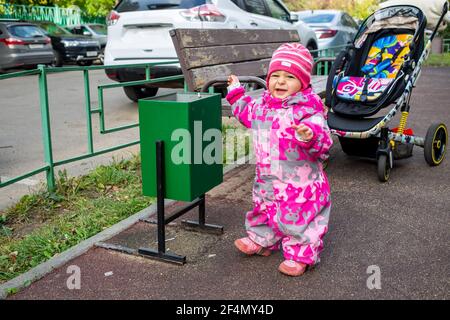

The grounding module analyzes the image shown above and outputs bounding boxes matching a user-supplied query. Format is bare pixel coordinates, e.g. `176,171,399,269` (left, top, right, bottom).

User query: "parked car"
295,10,358,51
66,23,107,48
104,0,318,102
31,20,102,67
0,20,54,72
66,23,107,63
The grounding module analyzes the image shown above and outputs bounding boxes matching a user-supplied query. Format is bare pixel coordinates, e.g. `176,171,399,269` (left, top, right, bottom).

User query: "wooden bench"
170,29,328,117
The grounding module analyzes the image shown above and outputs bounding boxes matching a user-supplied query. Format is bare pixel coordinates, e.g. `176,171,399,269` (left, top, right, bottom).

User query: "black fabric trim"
328,112,385,132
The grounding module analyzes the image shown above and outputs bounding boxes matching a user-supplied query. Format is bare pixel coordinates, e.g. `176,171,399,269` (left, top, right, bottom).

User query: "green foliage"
56,0,116,17
5,0,116,17
0,226,13,238
285,0,381,20
5,0,54,5
424,53,450,66
6,287,18,295
442,24,450,39
222,124,251,163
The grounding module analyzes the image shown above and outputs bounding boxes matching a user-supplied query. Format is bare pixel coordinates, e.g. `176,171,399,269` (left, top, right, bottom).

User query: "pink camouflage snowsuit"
226,85,333,265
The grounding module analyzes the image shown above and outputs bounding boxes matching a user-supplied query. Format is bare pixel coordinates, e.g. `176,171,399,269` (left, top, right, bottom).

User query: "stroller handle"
429,2,449,42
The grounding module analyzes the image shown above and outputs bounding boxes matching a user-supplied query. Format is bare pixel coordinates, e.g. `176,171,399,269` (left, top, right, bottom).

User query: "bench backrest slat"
171,29,299,49
182,43,282,69
188,59,271,92
170,29,300,92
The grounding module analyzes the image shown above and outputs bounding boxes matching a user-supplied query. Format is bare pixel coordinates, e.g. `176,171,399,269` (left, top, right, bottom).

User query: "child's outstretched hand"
227,74,240,86
227,74,241,93
292,123,314,142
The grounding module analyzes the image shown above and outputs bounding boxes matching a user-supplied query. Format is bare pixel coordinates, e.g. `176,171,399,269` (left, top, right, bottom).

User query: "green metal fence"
0,62,182,191
443,39,450,53
0,46,341,192
311,44,349,76
0,3,105,26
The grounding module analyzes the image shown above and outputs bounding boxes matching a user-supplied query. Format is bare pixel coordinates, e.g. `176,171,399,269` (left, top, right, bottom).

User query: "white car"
104,0,318,101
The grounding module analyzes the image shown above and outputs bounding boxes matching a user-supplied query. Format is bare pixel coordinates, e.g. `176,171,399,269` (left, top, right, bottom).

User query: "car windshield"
116,0,208,12
7,25,46,38
300,14,336,24
89,24,107,35
37,22,71,36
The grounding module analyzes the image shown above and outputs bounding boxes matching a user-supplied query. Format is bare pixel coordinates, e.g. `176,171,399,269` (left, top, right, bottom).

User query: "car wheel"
307,42,318,58
123,86,159,102
77,61,93,66
99,48,105,64
51,50,63,67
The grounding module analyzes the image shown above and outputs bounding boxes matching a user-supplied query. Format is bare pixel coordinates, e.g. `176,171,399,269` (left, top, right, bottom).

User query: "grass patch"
424,53,450,67
222,124,251,163
0,154,153,283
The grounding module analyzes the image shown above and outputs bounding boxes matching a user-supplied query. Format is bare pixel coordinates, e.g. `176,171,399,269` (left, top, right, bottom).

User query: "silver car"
0,21,54,72
295,10,359,51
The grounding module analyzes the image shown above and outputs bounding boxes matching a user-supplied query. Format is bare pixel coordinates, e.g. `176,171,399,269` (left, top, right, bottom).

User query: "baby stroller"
325,3,449,182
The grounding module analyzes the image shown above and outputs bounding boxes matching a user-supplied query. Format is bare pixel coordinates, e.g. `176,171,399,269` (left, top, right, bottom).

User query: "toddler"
226,43,333,276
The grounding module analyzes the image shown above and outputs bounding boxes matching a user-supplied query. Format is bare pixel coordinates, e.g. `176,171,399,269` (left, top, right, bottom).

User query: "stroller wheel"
377,149,393,182
424,123,447,166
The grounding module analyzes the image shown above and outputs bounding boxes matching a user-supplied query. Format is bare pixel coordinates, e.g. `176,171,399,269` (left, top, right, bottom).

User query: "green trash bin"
139,92,223,202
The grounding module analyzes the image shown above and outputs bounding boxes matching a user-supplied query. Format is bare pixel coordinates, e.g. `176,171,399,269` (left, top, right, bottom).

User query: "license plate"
29,44,44,49
86,51,97,57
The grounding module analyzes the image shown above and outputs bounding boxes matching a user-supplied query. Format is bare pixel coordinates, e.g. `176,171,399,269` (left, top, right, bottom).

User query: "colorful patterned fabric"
361,34,413,79
335,76,393,102
226,86,333,265
334,34,413,102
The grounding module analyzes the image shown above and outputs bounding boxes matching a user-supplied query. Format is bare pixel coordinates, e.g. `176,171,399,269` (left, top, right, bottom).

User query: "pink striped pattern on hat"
267,43,314,90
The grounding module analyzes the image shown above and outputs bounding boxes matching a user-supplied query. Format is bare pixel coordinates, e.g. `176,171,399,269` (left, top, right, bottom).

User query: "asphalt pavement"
6,67,450,300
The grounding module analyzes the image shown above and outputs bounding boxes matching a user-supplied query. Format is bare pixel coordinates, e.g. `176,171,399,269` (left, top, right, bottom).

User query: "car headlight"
61,40,80,47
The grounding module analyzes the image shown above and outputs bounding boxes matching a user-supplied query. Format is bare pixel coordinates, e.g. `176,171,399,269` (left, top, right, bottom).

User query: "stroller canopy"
354,6,426,49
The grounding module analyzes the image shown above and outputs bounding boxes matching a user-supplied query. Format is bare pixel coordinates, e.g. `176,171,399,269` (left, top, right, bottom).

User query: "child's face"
268,70,302,99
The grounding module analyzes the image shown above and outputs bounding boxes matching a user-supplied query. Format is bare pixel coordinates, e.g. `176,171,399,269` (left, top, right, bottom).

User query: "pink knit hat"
267,43,314,89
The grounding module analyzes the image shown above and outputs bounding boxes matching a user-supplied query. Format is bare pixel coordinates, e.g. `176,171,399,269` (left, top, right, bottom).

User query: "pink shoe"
234,237,271,256
278,260,308,277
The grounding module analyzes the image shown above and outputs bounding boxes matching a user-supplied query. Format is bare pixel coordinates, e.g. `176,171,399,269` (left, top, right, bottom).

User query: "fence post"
53,5,61,25
83,69,94,154
38,65,56,191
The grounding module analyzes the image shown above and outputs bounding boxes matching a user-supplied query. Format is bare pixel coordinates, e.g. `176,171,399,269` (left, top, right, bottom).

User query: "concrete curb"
0,157,252,299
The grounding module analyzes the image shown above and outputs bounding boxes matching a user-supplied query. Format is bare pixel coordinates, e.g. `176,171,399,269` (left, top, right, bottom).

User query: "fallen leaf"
9,251,18,263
